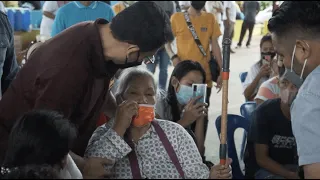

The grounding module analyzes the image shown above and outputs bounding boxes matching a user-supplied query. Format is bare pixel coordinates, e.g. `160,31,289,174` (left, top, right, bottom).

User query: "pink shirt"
255,76,280,101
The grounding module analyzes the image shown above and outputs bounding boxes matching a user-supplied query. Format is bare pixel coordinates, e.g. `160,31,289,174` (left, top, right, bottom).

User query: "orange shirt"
171,12,222,87
112,2,126,15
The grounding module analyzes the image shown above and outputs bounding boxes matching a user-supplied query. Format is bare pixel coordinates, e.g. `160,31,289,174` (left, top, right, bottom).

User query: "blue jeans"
255,165,298,179
146,48,170,90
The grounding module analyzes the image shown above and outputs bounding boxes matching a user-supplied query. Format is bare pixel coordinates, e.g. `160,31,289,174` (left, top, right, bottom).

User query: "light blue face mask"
176,84,193,105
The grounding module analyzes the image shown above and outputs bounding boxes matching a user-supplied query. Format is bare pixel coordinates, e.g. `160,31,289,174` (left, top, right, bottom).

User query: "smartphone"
192,84,207,104
262,54,271,66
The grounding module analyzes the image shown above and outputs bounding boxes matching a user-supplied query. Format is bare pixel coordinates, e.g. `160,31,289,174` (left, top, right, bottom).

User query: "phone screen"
262,55,271,66
192,84,207,104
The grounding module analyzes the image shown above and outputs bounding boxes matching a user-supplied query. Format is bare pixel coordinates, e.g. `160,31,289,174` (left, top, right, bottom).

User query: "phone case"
192,84,207,103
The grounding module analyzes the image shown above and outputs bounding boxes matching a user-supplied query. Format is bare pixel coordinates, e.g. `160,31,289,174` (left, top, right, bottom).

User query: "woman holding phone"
243,35,277,101
85,67,232,179
155,60,210,165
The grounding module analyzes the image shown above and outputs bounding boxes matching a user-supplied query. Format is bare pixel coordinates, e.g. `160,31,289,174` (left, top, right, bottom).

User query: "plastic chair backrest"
215,114,249,179
239,72,248,83
240,102,257,120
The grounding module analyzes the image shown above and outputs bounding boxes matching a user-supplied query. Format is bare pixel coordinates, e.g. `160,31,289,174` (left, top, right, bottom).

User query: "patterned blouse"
85,118,210,179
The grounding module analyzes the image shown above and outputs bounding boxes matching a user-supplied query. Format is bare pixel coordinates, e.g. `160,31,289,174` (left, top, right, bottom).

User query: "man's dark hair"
268,1,320,39
260,34,272,48
2,110,77,168
1,164,61,179
110,1,174,52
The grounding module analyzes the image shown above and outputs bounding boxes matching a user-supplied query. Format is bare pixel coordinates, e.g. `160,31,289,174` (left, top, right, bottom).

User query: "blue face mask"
176,84,193,105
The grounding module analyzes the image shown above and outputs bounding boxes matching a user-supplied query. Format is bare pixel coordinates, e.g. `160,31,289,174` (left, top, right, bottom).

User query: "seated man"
85,67,232,179
244,71,299,179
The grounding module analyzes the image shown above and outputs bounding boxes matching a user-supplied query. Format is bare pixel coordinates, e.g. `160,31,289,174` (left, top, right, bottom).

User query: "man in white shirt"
40,1,68,38
205,1,223,26
0,1,5,13
223,1,237,53
179,1,190,12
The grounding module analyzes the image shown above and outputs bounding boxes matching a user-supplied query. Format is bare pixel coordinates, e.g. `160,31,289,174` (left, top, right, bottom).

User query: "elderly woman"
85,67,232,179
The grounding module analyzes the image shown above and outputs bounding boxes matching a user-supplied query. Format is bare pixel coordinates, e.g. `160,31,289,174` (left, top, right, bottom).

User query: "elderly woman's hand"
112,100,139,137
209,158,232,179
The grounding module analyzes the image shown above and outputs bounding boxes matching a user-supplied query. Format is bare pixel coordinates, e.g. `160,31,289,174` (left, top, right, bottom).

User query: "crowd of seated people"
0,1,309,180
0,61,302,180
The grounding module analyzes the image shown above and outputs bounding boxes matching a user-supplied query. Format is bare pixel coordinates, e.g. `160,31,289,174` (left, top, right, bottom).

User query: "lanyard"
124,121,185,179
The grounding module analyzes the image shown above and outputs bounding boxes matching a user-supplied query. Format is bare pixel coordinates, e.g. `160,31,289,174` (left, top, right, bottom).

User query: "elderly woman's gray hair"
114,67,157,101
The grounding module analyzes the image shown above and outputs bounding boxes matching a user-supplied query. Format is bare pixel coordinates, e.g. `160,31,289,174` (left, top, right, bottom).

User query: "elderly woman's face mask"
120,75,156,127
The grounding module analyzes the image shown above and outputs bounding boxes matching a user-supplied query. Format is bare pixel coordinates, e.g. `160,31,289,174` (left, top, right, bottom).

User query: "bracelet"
171,54,178,61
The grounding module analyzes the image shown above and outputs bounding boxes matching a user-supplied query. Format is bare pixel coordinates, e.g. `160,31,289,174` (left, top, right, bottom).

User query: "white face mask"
285,44,309,88
291,44,308,79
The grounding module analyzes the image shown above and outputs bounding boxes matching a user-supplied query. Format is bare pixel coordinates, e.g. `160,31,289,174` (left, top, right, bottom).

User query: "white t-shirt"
60,154,83,179
205,1,223,25
40,1,59,37
223,1,237,23
0,1,5,13
242,62,269,95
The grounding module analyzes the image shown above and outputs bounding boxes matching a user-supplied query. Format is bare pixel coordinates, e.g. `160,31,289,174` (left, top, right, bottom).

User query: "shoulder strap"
183,12,207,57
124,122,186,179
151,121,186,179
124,135,143,179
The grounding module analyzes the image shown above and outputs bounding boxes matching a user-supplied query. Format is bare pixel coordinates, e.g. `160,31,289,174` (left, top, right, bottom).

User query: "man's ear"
127,45,140,58
295,40,311,63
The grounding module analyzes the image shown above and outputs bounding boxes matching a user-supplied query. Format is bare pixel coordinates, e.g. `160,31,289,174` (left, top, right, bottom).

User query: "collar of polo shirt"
73,1,98,9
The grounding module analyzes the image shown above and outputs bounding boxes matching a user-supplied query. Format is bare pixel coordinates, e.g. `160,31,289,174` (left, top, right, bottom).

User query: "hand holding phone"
192,84,207,104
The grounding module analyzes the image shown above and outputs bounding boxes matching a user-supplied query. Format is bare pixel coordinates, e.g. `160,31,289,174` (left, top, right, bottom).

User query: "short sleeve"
42,1,58,12
224,1,231,9
106,4,115,21
243,63,260,93
51,8,66,37
170,13,178,37
0,1,5,12
211,14,222,39
205,1,213,13
291,91,320,166
248,107,269,144
255,78,279,101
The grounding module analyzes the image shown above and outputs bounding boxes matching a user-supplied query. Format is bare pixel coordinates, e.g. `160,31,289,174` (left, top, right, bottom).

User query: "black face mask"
105,51,142,70
191,1,206,10
261,52,276,61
